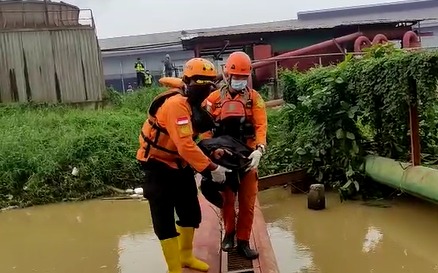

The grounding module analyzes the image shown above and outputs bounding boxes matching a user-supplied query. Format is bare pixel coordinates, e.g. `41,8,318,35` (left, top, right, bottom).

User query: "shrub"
262,44,438,199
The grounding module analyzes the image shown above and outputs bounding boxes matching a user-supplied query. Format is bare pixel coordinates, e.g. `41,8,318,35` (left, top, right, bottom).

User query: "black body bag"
197,135,253,208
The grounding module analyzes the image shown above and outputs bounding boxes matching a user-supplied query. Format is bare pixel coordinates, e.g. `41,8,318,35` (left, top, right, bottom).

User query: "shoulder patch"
176,116,189,125
178,124,192,137
176,116,193,137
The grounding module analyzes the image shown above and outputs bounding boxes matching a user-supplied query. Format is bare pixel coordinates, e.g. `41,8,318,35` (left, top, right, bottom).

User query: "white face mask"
230,79,248,91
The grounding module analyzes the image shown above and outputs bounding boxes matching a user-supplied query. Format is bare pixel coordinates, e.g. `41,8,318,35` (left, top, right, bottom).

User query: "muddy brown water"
1,188,438,273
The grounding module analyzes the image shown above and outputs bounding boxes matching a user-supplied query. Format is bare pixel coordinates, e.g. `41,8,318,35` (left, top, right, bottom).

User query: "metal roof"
180,17,432,40
99,31,182,51
297,0,438,20
99,18,429,51
98,0,438,50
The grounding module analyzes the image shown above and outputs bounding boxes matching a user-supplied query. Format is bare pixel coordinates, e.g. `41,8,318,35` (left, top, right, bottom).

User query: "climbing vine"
264,44,438,198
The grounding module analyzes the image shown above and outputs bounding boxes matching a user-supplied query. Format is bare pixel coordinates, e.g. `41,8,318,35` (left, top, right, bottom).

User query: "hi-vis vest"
210,86,255,140
135,62,145,72
144,74,152,84
138,89,182,163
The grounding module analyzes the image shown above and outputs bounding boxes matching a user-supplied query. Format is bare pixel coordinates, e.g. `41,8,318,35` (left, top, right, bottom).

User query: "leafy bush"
263,44,438,198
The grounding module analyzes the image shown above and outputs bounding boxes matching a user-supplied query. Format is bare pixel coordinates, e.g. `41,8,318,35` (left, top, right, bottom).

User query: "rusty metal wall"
0,1,81,29
0,28,104,103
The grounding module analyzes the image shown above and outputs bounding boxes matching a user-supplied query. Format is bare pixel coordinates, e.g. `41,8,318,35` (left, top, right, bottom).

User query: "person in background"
126,83,134,93
202,51,267,260
136,57,231,273
164,54,174,77
144,70,153,87
174,65,180,78
134,57,146,87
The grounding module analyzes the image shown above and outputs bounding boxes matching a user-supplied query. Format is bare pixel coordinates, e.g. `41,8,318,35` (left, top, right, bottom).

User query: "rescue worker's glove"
246,149,263,172
211,165,232,183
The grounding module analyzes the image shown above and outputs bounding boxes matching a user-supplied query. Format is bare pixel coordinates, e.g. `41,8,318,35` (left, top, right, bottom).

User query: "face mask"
186,85,213,107
230,79,248,91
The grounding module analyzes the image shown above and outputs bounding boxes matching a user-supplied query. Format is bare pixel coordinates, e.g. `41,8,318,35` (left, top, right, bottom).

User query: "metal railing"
251,47,429,65
106,46,438,92
252,46,438,80
0,8,94,29
250,46,438,100
107,66,185,93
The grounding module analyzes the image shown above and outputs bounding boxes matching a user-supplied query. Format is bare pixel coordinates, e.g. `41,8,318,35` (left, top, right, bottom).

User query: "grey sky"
65,0,398,38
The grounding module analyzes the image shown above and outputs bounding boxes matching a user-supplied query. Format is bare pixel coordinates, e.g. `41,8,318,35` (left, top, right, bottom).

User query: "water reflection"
1,189,438,273
362,226,383,253
259,188,438,273
267,222,315,272
117,232,165,273
0,200,158,273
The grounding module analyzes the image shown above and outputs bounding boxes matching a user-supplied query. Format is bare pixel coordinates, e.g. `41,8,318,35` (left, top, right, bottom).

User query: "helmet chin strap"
222,71,229,83
182,83,188,96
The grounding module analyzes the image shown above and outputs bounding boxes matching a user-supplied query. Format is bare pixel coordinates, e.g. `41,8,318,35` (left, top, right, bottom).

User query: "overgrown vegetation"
0,87,162,208
259,43,438,199
3,44,438,208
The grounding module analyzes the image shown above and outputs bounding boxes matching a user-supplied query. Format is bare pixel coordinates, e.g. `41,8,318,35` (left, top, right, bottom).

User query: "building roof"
98,0,438,50
180,17,429,40
99,31,182,51
297,0,438,20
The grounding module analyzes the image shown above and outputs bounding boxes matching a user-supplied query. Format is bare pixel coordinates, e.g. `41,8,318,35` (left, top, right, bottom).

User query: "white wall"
418,26,438,49
102,49,195,80
203,54,230,75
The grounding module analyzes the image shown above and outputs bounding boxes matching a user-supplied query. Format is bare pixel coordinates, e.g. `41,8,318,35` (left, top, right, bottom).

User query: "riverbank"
0,88,160,209
0,87,286,209
4,45,438,209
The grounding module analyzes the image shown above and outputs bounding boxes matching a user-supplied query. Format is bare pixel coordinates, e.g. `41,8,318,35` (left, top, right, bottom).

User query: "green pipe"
364,156,438,204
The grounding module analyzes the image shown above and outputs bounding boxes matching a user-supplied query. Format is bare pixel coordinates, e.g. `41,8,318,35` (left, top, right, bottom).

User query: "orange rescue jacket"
202,86,267,149
136,89,212,172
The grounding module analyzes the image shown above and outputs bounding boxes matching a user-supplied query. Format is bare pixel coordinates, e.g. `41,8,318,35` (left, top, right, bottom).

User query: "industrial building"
99,0,438,91
0,0,105,105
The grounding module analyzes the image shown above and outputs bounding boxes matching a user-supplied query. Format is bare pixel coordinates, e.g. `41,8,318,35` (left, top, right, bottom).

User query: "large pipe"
403,31,421,48
364,156,438,204
354,36,372,52
265,99,284,108
372,34,389,45
252,32,363,69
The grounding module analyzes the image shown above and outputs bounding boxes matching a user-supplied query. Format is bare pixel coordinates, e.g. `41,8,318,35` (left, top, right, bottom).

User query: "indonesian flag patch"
176,116,189,125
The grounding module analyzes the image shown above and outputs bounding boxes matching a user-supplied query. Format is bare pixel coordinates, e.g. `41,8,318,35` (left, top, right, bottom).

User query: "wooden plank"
258,170,310,191
188,178,283,273
184,194,222,273
220,245,228,273
251,197,280,273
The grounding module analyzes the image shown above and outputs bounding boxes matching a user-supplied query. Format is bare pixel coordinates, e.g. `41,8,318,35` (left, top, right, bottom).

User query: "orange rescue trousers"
222,169,258,241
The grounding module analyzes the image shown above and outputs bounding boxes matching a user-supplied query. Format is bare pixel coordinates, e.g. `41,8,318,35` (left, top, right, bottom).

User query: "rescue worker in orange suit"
136,57,231,273
202,51,267,260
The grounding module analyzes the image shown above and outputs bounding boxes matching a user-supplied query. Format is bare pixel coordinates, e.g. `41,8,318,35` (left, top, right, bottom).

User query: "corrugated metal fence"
0,28,105,103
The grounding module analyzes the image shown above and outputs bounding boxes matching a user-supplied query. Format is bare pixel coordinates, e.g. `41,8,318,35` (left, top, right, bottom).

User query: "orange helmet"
225,51,252,76
183,58,217,79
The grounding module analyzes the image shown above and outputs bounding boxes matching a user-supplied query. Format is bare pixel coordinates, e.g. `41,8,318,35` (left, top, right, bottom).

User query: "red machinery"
251,30,422,84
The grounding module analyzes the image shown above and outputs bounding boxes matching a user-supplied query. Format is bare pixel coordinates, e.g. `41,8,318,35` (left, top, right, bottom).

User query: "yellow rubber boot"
176,226,209,272
160,237,183,273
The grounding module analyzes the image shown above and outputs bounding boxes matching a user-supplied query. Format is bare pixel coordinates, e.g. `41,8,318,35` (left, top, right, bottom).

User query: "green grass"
0,87,284,209
0,88,162,208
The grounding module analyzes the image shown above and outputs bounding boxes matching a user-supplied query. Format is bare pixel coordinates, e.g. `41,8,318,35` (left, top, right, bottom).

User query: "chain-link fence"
105,66,184,92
